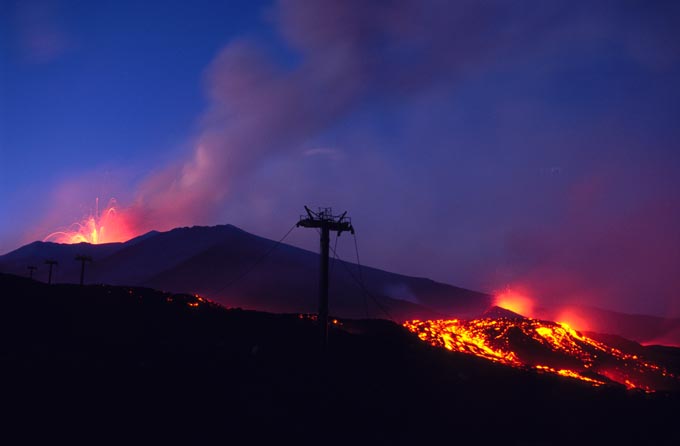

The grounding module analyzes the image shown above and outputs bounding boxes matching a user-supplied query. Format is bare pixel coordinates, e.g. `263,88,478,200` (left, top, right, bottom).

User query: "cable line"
327,240,394,322
214,223,297,293
352,232,369,319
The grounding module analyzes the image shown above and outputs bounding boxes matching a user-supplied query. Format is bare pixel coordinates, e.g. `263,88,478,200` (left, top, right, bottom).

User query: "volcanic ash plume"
117,0,546,233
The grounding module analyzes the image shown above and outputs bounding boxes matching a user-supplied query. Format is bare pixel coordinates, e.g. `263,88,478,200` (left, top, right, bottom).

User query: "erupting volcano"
43,198,135,245
404,306,678,392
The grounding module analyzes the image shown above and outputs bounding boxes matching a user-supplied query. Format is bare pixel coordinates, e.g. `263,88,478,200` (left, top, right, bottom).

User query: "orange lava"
44,198,135,245
404,316,677,392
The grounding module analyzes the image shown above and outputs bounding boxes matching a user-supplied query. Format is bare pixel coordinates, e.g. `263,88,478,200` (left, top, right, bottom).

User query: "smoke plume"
35,0,680,320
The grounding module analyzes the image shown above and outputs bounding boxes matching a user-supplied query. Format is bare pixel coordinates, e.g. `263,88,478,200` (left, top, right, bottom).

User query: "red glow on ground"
43,198,136,245
494,289,535,317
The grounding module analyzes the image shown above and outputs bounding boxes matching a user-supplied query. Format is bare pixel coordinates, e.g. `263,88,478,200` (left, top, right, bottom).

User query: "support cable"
352,232,370,319
327,241,394,322
330,232,339,276
214,223,297,293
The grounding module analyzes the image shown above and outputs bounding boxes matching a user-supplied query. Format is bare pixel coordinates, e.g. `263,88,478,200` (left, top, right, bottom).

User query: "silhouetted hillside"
0,225,490,320
0,273,678,444
481,305,526,320
2,224,679,346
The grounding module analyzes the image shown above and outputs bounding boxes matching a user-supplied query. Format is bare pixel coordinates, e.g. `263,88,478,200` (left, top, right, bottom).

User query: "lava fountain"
43,198,135,244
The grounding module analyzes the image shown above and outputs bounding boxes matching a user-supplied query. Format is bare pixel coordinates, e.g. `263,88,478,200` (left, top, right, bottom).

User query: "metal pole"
45,260,58,284
79,259,86,286
319,224,330,350
75,255,91,286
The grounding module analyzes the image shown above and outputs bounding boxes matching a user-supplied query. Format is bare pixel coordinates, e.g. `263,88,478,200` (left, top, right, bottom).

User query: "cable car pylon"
297,206,354,351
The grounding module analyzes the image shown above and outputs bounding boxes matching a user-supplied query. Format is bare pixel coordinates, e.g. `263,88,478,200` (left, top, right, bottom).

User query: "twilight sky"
1,0,679,317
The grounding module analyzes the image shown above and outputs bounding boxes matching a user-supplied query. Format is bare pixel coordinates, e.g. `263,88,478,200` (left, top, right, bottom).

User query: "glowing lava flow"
44,198,135,244
403,316,678,392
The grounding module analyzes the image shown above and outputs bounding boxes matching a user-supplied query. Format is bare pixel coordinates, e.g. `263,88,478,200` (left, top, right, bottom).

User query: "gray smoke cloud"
132,0,564,230
124,0,680,319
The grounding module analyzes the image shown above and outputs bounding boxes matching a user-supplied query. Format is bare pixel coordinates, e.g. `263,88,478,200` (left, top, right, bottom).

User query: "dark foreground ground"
1,273,678,445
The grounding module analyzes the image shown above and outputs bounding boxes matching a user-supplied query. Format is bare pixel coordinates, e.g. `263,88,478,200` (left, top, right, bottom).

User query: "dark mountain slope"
0,240,125,283
2,224,677,346
141,226,486,319
0,273,677,445
0,224,490,320
89,224,252,285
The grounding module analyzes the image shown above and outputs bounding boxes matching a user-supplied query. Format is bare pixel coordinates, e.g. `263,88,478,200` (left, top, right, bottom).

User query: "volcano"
1,224,679,346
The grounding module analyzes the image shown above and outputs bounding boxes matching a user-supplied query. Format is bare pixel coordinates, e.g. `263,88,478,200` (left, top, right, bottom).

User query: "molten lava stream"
403,317,676,392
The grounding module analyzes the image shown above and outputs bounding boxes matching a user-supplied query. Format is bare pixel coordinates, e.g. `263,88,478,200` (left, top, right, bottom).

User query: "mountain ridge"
0,224,490,321
2,224,678,346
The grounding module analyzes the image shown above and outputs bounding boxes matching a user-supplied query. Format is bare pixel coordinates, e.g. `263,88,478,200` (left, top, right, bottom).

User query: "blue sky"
1,0,265,214
1,0,679,317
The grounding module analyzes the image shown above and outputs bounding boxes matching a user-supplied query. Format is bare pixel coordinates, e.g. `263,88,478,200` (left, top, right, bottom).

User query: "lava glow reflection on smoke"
555,309,592,333
494,289,535,317
43,198,135,245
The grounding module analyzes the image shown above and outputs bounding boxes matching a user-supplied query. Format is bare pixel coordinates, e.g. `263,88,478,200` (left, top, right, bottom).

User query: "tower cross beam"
296,219,353,233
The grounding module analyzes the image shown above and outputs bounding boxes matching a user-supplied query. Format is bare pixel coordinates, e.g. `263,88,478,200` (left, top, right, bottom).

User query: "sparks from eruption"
43,198,135,245
403,316,677,392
